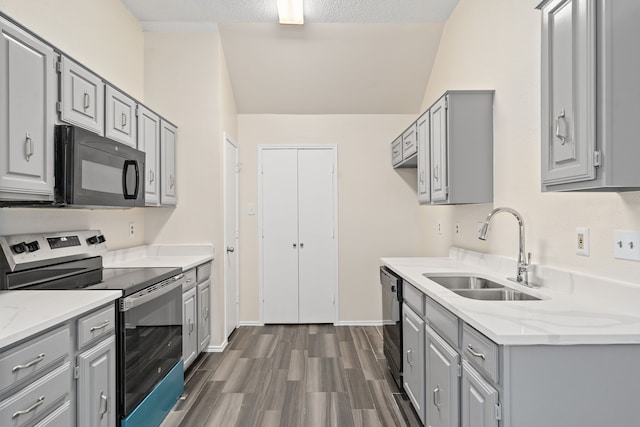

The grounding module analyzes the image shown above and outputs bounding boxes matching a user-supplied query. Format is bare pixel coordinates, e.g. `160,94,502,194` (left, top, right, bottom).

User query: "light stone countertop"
0,290,121,349
103,244,214,271
382,248,640,346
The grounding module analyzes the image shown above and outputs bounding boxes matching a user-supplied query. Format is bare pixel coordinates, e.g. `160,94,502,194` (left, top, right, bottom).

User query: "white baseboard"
238,321,265,327
334,320,383,327
206,340,228,353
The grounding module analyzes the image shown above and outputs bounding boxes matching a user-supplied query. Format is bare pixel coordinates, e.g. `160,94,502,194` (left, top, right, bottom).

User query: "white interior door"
298,149,336,323
262,149,299,323
224,134,239,338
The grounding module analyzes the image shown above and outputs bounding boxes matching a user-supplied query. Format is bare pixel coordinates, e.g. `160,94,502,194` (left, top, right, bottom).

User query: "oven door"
118,275,183,418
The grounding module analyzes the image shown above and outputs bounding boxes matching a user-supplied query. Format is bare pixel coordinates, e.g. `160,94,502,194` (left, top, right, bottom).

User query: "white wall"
0,0,146,248
143,32,237,347
238,114,420,323
419,0,640,283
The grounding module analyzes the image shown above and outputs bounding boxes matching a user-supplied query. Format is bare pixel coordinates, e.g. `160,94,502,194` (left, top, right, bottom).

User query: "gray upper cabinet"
138,105,160,206
0,17,56,202
539,0,640,191
402,123,417,160
391,136,403,167
160,119,177,206
59,56,104,135
392,124,418,169
430,91,494,204
105,85,137,148
417,111,431,204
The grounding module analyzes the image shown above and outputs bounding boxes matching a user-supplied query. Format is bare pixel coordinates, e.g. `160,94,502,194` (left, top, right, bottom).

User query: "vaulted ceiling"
121,0,460,114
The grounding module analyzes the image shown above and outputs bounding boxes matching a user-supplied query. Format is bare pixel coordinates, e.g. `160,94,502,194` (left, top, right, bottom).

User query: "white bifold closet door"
262,147,336,324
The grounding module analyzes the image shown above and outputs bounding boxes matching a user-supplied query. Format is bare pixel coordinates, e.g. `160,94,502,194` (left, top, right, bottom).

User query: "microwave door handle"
122,160,139,200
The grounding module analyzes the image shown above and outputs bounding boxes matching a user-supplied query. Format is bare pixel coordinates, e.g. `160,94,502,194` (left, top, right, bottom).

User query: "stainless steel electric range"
0,230,185,427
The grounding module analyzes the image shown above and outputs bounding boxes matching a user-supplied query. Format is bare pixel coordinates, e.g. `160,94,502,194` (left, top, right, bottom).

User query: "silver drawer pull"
467,344,486,360
12,396,45,418
99,391,108,418
433,385,441,409
90,320,110,332
12,353,45,372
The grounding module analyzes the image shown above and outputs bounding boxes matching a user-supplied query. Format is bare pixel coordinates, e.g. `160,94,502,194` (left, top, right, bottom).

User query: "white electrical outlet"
455,223,461,235
576,227,589,256
129,222,135,238
437,223,443,235
613,230,640,261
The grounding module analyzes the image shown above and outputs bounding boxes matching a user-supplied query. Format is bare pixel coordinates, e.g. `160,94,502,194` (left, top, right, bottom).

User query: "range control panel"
0,230,108,272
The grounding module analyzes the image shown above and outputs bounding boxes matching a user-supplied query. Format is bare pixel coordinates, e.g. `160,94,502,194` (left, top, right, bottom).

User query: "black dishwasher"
380,266,403,387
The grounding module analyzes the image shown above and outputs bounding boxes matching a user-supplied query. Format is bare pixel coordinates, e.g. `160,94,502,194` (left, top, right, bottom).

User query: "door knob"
226,246,235,253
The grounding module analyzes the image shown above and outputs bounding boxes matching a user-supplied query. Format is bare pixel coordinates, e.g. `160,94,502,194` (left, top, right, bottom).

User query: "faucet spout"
478,207,537,287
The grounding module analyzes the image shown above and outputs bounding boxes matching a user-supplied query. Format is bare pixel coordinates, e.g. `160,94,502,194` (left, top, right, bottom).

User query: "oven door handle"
120,274,185,312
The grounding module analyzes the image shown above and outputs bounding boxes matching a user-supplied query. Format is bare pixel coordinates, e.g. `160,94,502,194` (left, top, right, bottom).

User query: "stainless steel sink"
452,289,541,301
423,275,505,290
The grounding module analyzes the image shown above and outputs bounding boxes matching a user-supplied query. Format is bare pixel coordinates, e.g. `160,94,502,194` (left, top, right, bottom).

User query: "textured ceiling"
121,0,459,114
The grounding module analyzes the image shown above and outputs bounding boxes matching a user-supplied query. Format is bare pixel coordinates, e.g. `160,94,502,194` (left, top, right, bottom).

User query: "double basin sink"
423,275,541,301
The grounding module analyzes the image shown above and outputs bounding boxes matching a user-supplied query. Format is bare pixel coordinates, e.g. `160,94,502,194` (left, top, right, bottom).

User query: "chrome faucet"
478,207,539,288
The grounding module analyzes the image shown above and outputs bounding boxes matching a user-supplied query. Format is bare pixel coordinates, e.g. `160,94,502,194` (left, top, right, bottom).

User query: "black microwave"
55,125,145,208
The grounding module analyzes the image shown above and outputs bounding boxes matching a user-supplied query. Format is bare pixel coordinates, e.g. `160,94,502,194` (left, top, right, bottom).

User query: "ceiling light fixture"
277,0,304,25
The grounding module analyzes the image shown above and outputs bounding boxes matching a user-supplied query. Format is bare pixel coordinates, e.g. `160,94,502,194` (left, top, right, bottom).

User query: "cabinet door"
262,149,299,323
461,360,499,427
182,288,197,369
77,336,116,427
138,105,160,206
425,325,459,427
60,56,104,135
417,111,431,204
0,19,55,200
430,96,448,202
540,0,596,186
391,136,403,166
402,123,417,159
297,149,336,323
105,85,137,148
197,280,211,352
402,303,425,423
160,119,178,205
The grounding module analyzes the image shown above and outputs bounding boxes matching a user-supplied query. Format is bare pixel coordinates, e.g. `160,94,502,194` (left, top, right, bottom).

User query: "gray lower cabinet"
0,16,56,202
430,91,494,204
402,303,425,423
197,279,211,353
76,336,116,427
425,325,459,427
182,286,198,369
461,360,498,427
539,0,640,191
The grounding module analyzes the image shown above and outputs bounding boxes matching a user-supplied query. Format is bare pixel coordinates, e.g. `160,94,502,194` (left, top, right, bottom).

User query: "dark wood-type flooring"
160,325,422,427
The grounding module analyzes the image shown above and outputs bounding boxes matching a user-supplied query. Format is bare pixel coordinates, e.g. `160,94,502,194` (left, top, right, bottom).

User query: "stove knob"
11,242,27,254
87,235,99,245
97,235,106,243
26,241,40,252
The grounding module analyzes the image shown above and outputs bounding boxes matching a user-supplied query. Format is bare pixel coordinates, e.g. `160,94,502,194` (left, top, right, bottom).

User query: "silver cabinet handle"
90,320,110,332
99,391,108,419
419,170,424,184
12,396,45,418
122,112,127,128
434,165,439,181
149,170,155,183
300,242,304,248
293,243,297,248
433,385,441,409
466,344,486,360
406,348,413,365
83,92,90,110
169,175,175,189
12,353,45,372
555,109,566,145
226,246,235,253
204,306,209,320
25,132,33,162
188,320,194,334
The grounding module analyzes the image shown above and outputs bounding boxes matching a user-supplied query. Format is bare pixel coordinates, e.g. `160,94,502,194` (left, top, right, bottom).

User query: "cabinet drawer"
391,136,403,166
462,324,499,383
34,400,71,427
77,304,115,350
403,283,424,317
0,363,70,427
425,296,459,347
402,123,417,159
0,326,69,393
196,262,211,283
183,269,197,291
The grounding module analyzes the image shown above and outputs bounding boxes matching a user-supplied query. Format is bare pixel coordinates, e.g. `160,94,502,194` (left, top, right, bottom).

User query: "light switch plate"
576,227,589,256
613,230,640,261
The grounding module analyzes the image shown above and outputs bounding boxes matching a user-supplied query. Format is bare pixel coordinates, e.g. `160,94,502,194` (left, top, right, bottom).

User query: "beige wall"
419,0,640,283
238,114,420,323
143,32,237,346
0,0,146,248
